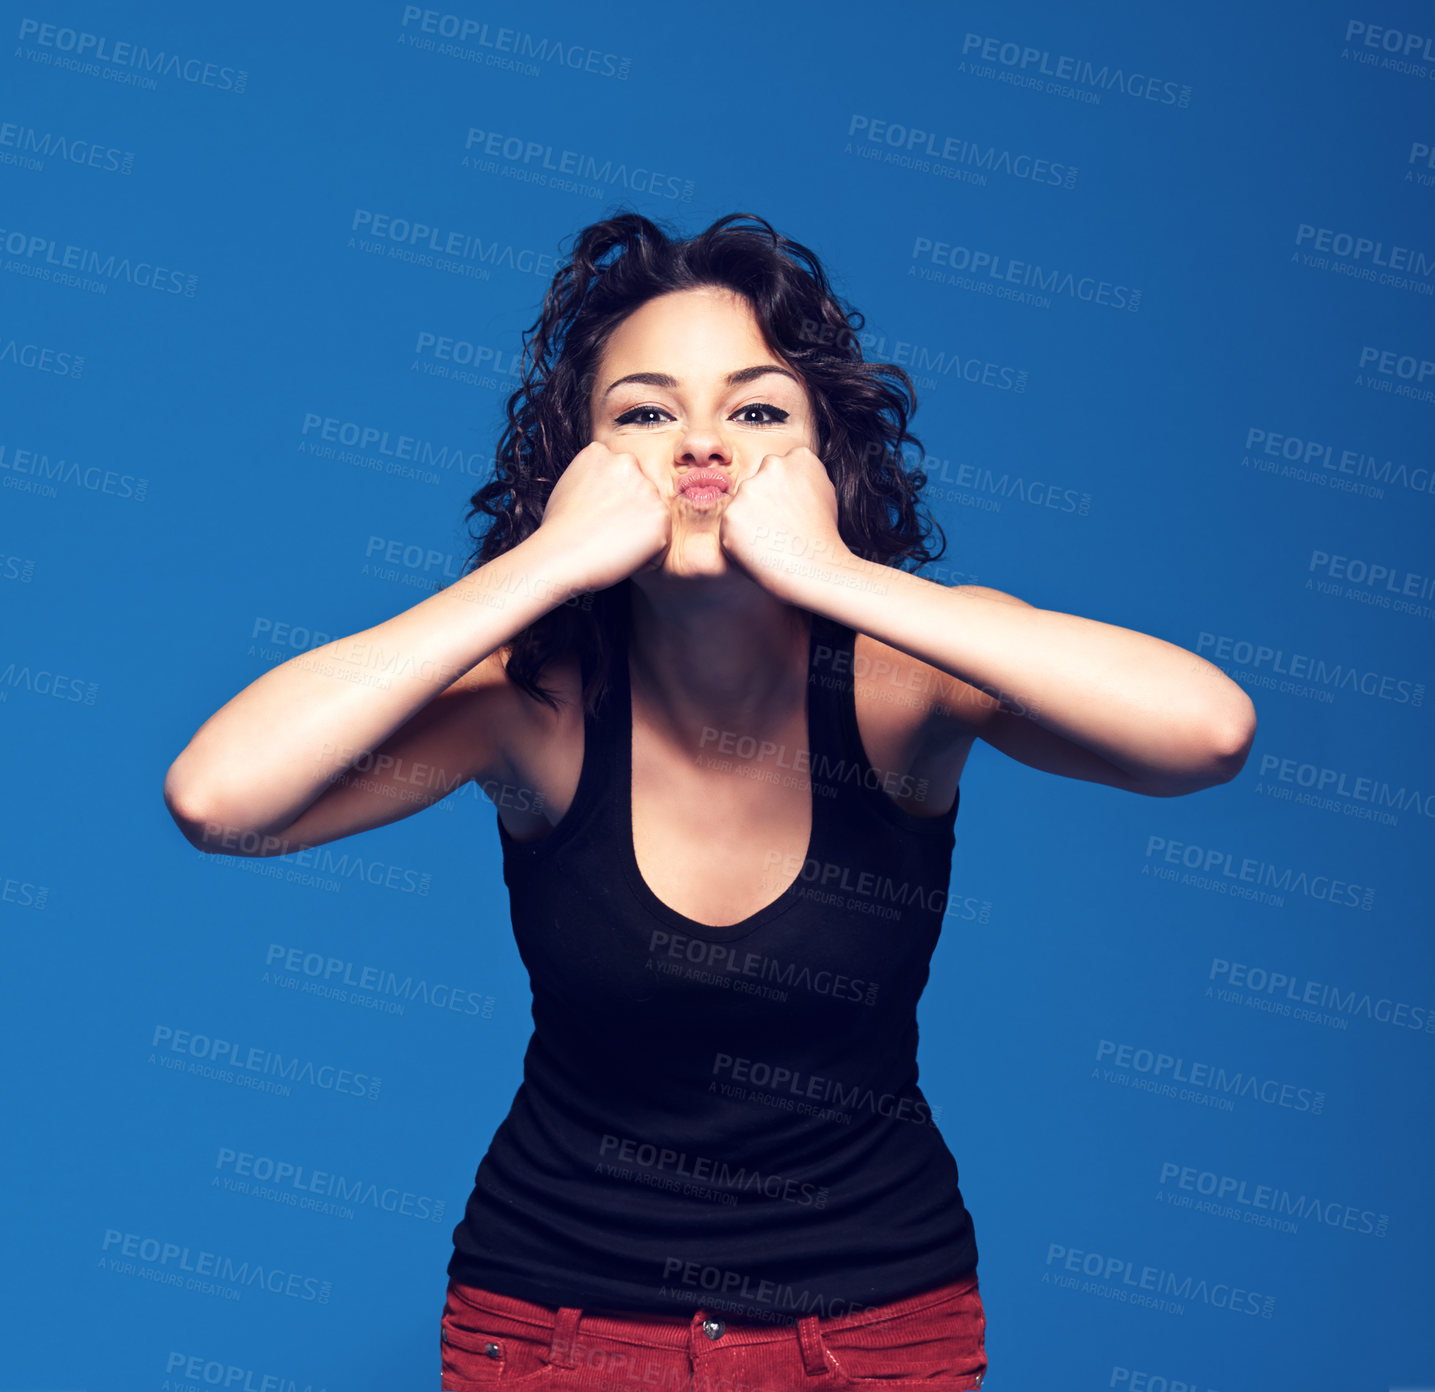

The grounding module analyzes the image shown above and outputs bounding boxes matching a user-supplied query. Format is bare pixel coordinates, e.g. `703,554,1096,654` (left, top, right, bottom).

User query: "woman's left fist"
719,446,849,596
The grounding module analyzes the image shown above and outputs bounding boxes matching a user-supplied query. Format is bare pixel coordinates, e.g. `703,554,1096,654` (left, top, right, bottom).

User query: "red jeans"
440,1269,986,1391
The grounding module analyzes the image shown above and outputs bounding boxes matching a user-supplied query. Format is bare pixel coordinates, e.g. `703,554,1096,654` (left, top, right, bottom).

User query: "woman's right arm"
162,527,585,856
163,442,670,856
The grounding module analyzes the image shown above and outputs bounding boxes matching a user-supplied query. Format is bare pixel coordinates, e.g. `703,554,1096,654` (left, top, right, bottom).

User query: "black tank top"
447,603,977,1321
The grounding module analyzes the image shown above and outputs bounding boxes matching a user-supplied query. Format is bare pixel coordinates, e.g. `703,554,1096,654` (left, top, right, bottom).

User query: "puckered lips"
676,468,730,504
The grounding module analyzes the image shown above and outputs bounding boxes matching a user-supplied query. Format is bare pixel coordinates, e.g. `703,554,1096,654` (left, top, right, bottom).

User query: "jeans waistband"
447,1266,981,1356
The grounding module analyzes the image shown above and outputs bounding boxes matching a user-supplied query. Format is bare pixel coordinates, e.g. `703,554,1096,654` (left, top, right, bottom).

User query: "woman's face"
587,285,818,584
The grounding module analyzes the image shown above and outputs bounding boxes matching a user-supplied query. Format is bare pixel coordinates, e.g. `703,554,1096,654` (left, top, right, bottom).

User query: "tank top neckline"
494,606,961,909
611,607,831,945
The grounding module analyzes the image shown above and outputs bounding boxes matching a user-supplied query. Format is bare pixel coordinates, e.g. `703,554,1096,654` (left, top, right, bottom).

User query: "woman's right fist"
535,441,672,593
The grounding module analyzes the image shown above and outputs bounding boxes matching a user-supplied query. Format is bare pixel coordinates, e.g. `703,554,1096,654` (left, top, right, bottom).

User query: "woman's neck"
624,577,812,746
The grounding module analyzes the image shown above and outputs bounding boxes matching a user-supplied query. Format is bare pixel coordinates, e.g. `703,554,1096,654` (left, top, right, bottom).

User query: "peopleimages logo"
1208,957,1434,1035
1196,630,1424,706
0,441,147,501
599,1134,829,1210
348,209,555,279
215,1146,448,1222
164,1351,329,1392
659,1259,880,1323
851,329,1029,393
0,330,85,380
1306,548,1435,621
0,118,133,173
0,868,47,909
1157,1160,1391,1238
1295,223,1435,276
298,410,488,479
910,236,1141,311
846,115,1077,189
913,451,1090,516
1143,834,1376,910
15,18,248,92
262,943,490,1016
647,928,880,1007
959,32,1192,107
1293,223,1435,296
398,6,631,80
1095,1039,1325,1115
1410,140,1435,187
463,128,694,202
1342,19,1435,78
100,1229,330,1302
759,851,947,916
0,660,98,705
710,1052,941,1128
0,221,196,294
696,725,932,811
1242,425,1435,500
149,1025,382,1100
413,331,521,371
1359,344,1435,385
1355,344,1435,407
1255,751,1435,823
1043,1244,1274,1318
1110,1366,1221,1392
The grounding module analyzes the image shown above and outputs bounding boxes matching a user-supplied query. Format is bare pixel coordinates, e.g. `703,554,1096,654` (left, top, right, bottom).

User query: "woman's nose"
675,422,731,466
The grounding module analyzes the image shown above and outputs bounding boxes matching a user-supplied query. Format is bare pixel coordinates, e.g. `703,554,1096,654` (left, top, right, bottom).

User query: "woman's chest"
496,633,967,933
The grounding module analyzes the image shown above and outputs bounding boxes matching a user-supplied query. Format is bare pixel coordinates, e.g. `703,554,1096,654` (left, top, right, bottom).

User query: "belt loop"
796,1315,828,1377
548,1306,583,1368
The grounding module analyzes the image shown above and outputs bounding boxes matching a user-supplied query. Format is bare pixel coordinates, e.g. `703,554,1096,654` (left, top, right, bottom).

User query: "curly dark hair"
461,209,947,716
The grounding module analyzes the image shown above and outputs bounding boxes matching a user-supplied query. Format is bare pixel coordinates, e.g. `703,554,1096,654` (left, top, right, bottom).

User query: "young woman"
164,212,1256,1391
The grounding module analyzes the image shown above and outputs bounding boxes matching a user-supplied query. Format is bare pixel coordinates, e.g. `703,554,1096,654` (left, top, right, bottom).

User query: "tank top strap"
807,610,962,831
577,610,627,804
805,612,868,811
806,611,853,773
576,600,673,859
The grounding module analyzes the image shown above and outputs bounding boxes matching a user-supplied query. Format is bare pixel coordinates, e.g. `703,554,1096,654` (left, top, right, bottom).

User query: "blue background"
4,2,1432,1388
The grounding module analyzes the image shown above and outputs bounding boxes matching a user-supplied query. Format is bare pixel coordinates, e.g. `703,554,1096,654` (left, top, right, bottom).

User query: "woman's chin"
652,530,731,581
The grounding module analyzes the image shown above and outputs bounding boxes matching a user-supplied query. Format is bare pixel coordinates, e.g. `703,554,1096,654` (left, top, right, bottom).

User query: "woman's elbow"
1207,691,1258,783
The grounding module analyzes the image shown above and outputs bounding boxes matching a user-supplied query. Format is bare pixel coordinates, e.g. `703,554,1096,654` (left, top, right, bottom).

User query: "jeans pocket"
440,1291,559,1389
819,1283,987,1389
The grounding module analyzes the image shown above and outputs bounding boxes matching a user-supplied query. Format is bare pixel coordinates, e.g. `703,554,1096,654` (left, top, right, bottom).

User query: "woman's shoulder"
452,645,586,836
438,644,582,781
851,584,1027,739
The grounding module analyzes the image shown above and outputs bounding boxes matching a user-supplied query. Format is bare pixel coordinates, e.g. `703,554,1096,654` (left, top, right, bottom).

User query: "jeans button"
485,1343,500,1359
702,1317,725,1340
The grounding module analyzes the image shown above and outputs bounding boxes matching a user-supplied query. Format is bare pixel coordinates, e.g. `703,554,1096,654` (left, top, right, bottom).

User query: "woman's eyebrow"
600,365,800,399
727,364,799,388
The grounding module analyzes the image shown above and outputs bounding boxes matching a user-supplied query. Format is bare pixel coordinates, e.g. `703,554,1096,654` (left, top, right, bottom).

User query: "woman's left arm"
791,559,1255,796
721,447,1256,797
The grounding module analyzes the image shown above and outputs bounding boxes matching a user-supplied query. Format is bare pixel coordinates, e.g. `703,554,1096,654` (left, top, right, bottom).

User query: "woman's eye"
611,402,790,427
732,402,790,426
613,405,673,427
